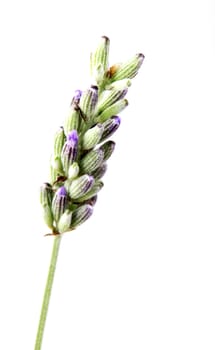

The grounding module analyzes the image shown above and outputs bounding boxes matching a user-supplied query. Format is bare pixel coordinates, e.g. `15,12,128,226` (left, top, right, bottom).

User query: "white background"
0,0,215,349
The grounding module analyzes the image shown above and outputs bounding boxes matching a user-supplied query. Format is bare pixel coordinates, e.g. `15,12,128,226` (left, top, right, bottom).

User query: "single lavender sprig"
35,36,144,350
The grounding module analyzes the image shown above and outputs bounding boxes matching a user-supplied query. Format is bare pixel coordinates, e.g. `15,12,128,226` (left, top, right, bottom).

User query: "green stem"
34,235,62,350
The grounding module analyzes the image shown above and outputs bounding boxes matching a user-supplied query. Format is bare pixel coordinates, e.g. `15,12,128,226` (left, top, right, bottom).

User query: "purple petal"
57,186,67,197
67,130,79,143
111,115,121,125
72,89,82,104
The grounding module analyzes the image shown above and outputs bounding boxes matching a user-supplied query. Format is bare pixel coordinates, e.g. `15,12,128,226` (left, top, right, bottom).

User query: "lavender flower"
40,182,53,208
75,180,104,203
40,183,54,229
51,186,68,223
82,123,104,150
61,130,79,174
53,127,66,158
91,162,107,180
68,175,95,199
79,85,98,121
90,36,110,86
100,116,121,142
80,148,104,174
109,53,145,80
71,89,82,105
97,88,128,113
100,140,116,161
70,204,93,229
40,36,144,235
57,209,73,234
96,98,128,123
68,162,79,180
64,104,81,135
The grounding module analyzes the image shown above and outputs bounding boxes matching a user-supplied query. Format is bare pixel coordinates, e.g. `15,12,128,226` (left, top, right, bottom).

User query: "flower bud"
71,204,93,228
52,186,68,222
97,88,128,114
97,99,128,123
53,127,66,159
82,124,104,150
91,162,107,180
79,85,98,121
40,182,53,207
42,205,54,229
61,130,79,174
90,36,110,80
71,89,82,105
64,105,80,135
109,53,144,81
69,175,94,199
50,166,59,185
75,180,103,202
68,162,79,180
100,141,115,161
100,116,121,142
57,209,73,233
50,155,63,174
80,148,104,173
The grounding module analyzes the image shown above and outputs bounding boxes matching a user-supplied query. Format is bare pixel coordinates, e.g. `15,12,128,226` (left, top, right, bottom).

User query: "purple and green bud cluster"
40,36,144,234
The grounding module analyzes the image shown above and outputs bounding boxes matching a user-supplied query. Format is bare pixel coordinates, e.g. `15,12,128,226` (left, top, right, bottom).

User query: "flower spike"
40,36,144,234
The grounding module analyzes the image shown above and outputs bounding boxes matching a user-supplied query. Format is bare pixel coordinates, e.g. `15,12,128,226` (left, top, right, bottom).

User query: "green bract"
40,36,144,234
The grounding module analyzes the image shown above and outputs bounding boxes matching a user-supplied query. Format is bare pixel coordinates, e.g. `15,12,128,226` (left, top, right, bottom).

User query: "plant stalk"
34,235,62,350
